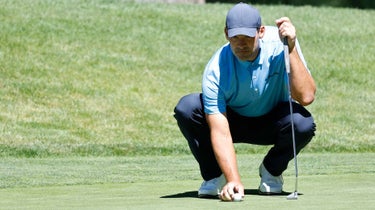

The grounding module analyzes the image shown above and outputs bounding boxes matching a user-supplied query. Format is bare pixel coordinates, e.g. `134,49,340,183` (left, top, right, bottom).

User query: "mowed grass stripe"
0,153,373,189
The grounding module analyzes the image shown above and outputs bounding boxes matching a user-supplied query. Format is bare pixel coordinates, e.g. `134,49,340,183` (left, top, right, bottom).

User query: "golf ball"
233,193,243,202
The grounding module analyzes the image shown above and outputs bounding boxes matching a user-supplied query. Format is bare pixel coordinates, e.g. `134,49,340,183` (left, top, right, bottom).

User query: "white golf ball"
233,193,243,202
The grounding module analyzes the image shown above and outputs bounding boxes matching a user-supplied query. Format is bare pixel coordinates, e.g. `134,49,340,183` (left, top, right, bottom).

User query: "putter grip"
283,38,291,74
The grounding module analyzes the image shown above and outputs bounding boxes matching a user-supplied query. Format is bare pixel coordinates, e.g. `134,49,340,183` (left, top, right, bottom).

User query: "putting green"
0,173,373,209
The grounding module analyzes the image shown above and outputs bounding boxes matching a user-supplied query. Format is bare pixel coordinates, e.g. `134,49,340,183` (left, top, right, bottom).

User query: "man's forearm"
206,113,241,182
289,48,316,106
211,131,241,182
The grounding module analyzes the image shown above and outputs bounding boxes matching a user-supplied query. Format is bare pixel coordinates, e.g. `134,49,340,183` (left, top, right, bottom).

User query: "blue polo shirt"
202,26,308,117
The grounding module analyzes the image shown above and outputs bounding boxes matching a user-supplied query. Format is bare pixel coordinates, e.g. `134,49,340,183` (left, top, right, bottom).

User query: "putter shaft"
283,38,298,199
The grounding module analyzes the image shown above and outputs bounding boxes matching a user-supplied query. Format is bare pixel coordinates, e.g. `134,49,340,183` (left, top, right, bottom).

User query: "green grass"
0,153,374,209
1,174,373,210
1,153,373,188
1,175,373,209
0,0,374,156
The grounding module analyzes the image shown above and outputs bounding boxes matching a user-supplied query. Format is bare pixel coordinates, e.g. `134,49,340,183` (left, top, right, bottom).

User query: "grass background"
0,1,374,209
0,0,374,157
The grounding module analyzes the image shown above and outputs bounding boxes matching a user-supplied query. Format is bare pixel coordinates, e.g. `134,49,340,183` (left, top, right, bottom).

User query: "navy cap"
226,3,262,38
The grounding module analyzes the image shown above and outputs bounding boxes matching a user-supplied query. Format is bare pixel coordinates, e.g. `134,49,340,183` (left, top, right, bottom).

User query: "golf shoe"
198,174,226,197
259,163,283,194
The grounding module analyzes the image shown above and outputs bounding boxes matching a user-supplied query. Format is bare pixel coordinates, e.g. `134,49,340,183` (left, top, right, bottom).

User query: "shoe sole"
258,188,283,195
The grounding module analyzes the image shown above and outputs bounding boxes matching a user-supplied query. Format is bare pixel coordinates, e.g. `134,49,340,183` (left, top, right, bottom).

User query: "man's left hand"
276,17,296,52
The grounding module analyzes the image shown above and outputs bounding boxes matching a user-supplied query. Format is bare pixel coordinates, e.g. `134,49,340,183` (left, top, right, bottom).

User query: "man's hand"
276,17,296,52
219,181,244,201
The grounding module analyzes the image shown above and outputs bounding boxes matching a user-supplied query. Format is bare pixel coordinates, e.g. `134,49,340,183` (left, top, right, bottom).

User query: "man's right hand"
219,181,245,201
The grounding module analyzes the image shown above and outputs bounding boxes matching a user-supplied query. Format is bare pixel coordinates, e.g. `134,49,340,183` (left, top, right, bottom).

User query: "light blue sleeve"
202,47,227,115
294,38,310,73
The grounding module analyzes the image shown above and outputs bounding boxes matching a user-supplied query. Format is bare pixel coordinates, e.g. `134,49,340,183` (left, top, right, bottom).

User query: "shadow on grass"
160,191,197,199
160,189,302,199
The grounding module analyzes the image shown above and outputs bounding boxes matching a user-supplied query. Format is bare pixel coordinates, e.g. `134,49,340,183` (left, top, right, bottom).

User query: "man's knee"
292,113,316,150
174,93,203,121
294,114,316,136
287,102,316,137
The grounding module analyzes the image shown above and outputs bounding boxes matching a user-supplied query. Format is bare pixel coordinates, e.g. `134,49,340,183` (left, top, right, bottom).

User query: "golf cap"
226,3,261,38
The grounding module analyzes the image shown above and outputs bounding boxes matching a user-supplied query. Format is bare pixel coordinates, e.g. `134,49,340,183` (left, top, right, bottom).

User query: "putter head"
286,191,298,200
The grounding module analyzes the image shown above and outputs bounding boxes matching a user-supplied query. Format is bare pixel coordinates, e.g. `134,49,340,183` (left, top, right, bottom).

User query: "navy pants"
174,93,316,181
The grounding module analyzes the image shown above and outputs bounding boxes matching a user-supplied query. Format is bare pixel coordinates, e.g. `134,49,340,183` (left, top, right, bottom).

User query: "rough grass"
0,1,374,156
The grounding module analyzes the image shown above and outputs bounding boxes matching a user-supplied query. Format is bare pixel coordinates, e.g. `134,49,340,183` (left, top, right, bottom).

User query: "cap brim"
228,27,257,38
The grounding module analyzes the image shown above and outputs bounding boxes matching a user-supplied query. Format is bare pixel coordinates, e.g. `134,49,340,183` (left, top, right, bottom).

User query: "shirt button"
253,76,257,79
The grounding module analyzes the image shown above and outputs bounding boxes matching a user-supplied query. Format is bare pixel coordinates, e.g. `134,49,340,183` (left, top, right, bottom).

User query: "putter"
283,37,298,200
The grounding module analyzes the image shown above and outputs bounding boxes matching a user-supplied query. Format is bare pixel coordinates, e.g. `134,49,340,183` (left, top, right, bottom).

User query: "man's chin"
236,55,251,61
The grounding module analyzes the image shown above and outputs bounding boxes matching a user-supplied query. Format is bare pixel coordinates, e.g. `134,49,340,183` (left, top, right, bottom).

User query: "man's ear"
258,26,265,38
